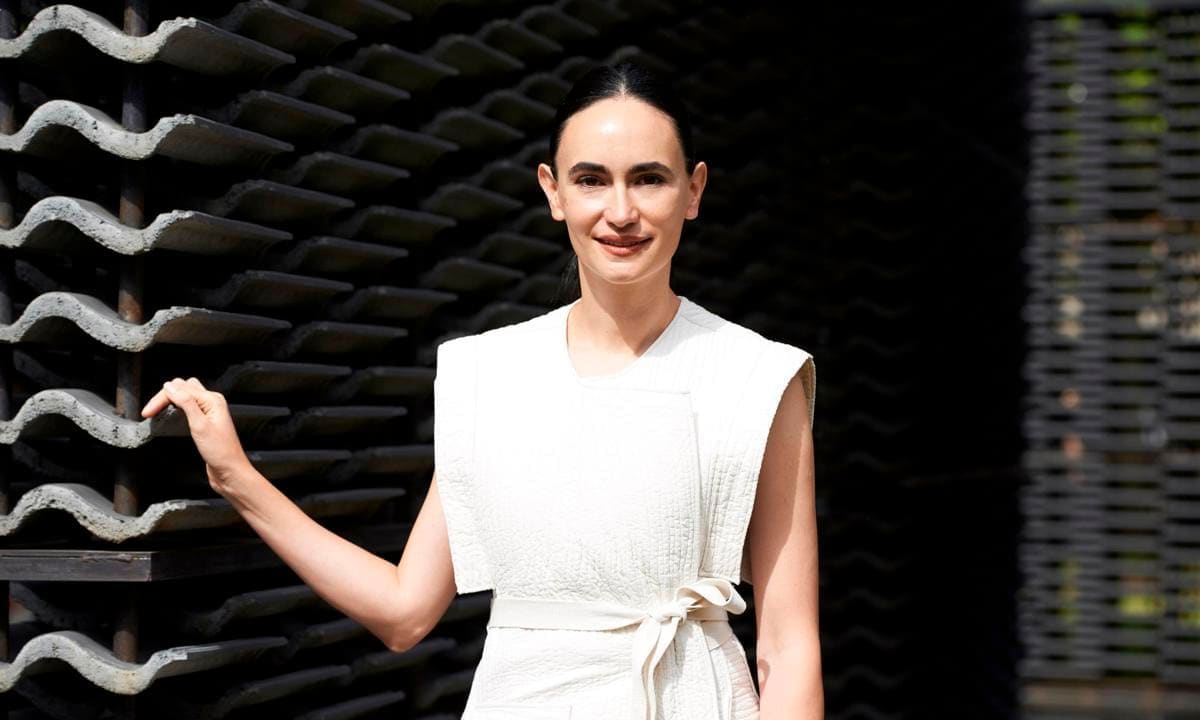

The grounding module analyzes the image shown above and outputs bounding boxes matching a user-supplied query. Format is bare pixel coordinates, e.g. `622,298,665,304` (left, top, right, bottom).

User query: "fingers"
140,387,169,417
140,377,221,420
158,380,205,426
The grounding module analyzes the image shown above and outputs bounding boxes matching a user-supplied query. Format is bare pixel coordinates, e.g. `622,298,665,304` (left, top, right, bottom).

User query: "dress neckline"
560,295,688,383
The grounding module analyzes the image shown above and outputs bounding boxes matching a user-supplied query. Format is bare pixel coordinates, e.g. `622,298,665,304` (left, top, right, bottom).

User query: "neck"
569,270,680,357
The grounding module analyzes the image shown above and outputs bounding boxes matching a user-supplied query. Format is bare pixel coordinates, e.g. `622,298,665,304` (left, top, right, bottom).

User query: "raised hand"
141,377,251,494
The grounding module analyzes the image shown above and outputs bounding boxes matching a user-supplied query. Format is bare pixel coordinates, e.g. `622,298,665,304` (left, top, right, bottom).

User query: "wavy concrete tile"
281,0,411,33
422,107,523,149
266,236,409,275
169,665,351,720
181,584,321,636
10,583,96,633
0,484,403,541
212,360,351,395
199,179,354,223
0,196,289,256
351,637,456,677
418,257,523,293
0,630,285,694
326,445,432,483
270,151,408,194
0,100,292,165
257,407,408,443
324,366,433,401
292,691,407,720
328,286,455,322
276,66,410,115
428,34,523,77
0,292,290,350
0,483,235,540
338,44,458,92
189,270,352,310
478,19,563,61
331,206,455,246
274,321,406,358
216,0,356,57
277,617,367,659
246,449,353,481
420,183,523,222
0,5,293,75
0,388,286,447
335,124,458,170
212,90,354,144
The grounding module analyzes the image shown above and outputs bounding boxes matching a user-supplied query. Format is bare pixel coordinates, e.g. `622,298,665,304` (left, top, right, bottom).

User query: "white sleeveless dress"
433,295,816,720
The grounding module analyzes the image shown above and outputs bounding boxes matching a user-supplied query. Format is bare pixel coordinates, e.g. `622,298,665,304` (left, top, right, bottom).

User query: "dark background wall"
0,1,1038,719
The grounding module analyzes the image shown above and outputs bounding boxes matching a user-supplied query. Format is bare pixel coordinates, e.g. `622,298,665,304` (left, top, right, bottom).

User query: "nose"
603,184,639,227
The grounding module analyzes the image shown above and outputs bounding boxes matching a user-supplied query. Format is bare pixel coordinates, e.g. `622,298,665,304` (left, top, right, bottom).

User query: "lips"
595,236,651,247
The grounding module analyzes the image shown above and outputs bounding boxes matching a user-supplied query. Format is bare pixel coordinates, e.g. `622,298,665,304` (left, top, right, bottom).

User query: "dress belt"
486,577,748,720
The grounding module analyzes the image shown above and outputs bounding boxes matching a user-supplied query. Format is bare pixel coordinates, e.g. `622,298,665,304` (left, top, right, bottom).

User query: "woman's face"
537,96,707,290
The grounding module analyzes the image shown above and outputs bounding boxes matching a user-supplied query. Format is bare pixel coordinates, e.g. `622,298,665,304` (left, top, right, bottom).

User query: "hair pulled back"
549,62,695,301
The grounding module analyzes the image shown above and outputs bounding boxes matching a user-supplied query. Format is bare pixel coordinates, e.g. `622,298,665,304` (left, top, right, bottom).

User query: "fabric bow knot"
485,576,747,720
630,578,747,720
649,599,689,623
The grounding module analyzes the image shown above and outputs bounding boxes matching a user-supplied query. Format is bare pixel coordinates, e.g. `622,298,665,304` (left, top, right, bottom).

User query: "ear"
684,160,708,220
537,162,565,221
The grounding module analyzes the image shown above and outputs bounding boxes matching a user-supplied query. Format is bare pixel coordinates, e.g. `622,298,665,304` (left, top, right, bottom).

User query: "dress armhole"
704,342,815,585
433,335,494,594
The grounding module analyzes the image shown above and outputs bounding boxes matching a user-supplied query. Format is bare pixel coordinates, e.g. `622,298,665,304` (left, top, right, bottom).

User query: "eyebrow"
567,161,675,178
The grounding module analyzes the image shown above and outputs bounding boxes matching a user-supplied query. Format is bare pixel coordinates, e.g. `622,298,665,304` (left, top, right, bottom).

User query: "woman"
142,63,821,720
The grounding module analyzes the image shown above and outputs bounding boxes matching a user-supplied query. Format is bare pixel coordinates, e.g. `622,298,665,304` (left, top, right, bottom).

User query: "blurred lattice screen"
0,1,1040,719
1021,0,1200,717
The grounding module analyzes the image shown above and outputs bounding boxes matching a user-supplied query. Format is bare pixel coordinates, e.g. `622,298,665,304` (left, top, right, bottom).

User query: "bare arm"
747,369,823,719
143,378,457,652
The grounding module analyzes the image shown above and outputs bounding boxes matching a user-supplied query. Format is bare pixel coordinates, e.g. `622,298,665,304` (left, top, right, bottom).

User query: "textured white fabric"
433,295,816,720
487,577,746,720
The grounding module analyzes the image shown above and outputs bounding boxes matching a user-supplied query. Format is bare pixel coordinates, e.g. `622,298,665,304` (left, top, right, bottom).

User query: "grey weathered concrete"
0,5,293,75
181,584,321,636
324,366,433,401
331,206,456,246
212,90,354,143
338,44,458,92
275,321,406,358
216,0,356,56
0,484,402,541
473,88,556,130
258,407,408,442
0,100,292,165
428,34,523,76
329,287,455,322
335,124,458,170
292,690,407,720
0,483,235,540
270,152,408,194
190,270,353,310
0,196,289,256
200,179,354,223
0,292,291,350
420,183,523,222
268,236,409,274
422,107,523,149
0,388,287,447
212,360,352,394
0,631,286,694
418,257,523,293
276,66,410,114
282,0,411,33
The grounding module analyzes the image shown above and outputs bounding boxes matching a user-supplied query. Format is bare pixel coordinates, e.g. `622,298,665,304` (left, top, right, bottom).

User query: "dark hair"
549,62,696,302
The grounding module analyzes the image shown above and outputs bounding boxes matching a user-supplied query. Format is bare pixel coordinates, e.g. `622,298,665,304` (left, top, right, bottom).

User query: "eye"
638,174,666,186
576,175,603,187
